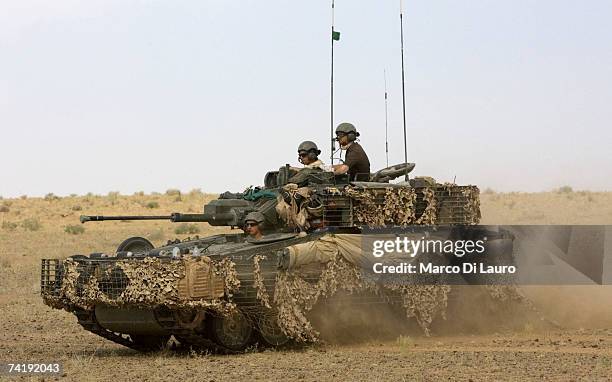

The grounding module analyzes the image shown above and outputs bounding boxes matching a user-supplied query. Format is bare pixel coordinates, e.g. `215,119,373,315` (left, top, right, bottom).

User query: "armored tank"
41,163,513,352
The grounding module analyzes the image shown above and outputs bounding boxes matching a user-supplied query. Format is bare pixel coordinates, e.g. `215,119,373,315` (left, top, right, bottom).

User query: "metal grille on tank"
321,193,353,227
41,259,62,296
94,262,130,299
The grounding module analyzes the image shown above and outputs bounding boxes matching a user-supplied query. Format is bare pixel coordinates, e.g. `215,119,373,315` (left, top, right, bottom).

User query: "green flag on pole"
332,30,341,41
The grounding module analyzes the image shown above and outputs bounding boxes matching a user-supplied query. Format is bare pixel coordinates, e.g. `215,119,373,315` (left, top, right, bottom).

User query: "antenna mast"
399,0,409,180
330,0,336,165
384,69,389,167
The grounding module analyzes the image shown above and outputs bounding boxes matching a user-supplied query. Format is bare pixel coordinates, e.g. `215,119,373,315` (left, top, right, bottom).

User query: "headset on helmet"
335,122,360,142
297,141,321,163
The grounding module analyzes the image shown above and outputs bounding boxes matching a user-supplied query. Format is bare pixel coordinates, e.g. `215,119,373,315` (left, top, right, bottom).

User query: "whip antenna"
399,0,409,180
330,0,336,165
384,69,389,167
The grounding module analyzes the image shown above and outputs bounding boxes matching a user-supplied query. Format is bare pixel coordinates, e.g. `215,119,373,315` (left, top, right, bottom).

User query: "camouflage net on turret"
343,183,480,226
42,256,239,315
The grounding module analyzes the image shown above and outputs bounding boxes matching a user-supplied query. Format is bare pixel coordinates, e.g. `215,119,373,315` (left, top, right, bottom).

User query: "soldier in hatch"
332,122,371,181
243,211,265,240
296,141,328,170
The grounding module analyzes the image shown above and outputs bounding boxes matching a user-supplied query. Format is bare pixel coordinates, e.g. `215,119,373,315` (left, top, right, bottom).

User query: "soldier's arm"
332,164,349,175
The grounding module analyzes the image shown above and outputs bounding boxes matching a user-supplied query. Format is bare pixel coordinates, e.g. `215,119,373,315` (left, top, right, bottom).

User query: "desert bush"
482,187,496,195
44,193,60,201
174,223,200,235
20,195,27,200
146,201,160,209
189,188,203,198
70,193,78,197
166,189,182,201
107,191,120,204
64,225,85,235
557,185,573,194
1,221,17,230
21,218,42,231
71,205,83,211
2,201,12,207
0,205,9,213
133,191,145,197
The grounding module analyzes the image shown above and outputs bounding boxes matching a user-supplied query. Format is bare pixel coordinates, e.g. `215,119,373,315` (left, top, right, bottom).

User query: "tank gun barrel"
79,213,234,224
80,211,242,225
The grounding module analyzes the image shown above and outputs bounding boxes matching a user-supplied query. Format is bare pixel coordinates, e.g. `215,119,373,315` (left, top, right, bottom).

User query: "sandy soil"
1,190,611,381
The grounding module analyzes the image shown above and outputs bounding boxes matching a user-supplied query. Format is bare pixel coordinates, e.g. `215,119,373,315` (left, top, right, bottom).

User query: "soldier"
332,122,371,180
243,211,265,240
296,141,327,170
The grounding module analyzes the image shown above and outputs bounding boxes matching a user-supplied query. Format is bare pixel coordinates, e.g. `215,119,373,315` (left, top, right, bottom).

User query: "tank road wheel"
208,311,254,351
258,314,290,347
129,334,171,352
117,237,154,254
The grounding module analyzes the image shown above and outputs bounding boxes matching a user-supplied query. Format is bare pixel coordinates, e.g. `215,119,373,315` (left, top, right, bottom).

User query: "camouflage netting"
390,284,452,336
345,186,419,226
274,182,480,229
43,256,239,315
272,252,374,342
461,186,481,225
252,255,272,309
251,235,452,342
344,184,480,226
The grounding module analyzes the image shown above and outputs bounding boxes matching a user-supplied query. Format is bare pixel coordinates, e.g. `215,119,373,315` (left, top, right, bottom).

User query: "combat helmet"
298,141,321,154
335,122,360,141
244,211,265,224
298,141,321,163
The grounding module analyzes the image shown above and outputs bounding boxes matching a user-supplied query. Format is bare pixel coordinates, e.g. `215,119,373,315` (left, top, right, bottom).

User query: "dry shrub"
557,185,573,194
107,191,120,204
2,221,17,230
483,187,496,195
44,193,60,201
174,223,200,235
21,218,42,231
19,195,27,200
146,201,160,209
64,225,85,235
71,205,83,211
188,188,203,198
0,205,9,213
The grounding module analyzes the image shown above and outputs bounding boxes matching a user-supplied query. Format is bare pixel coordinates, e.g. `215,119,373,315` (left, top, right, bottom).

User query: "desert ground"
1,189,611,381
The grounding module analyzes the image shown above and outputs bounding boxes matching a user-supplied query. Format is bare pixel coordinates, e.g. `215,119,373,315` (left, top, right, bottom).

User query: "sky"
1,0,611,197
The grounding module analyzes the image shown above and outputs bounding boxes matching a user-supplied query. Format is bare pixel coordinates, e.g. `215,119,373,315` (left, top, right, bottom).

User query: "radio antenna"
330,0,336,165
399,0,409,180
384,69,389,167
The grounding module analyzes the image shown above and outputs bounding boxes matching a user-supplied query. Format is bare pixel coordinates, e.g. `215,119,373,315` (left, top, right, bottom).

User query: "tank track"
75,308,251,354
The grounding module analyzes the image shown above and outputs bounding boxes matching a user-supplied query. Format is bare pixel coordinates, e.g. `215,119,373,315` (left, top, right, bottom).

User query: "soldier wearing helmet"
296,141,327,170
332,122,370,180
243,211,265,240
